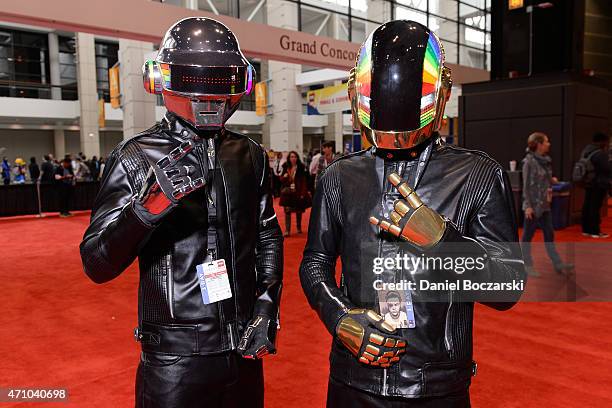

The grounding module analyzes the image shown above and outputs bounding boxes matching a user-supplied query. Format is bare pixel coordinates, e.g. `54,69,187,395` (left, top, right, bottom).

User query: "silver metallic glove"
137,139,206,221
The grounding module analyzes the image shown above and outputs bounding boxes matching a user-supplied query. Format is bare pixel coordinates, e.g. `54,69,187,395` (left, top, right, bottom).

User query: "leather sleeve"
431,166,526,309
80,148,155,284
252,149,284,320
299,166,353,335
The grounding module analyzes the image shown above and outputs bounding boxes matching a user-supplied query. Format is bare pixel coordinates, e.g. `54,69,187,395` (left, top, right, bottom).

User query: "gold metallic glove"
370,172,446,248
336,309,407,368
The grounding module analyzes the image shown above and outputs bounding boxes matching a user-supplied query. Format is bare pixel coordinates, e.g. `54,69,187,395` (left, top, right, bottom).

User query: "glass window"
95,40,118,102
460,22,485,48
301,6,335,38
0,27,50,99
429,0,458,20
395,6,427,26
441,39,458,63
459,44,485,68
429,15,458,43
197,0,236,17
240,0,267,23
59,36,77,100
398,0,428,12
459,0,485,10
459,3,485,26
351,17,367,44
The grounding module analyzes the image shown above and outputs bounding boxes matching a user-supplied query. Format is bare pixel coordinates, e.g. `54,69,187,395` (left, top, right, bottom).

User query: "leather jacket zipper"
166,254,175,319
444,290,453,356
382,368,388,396
262,214,276,227
218,158,240,336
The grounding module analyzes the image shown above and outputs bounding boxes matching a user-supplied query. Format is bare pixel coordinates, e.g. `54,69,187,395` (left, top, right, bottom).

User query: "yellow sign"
98,99,105,128
306,83,349,115
255,82,267,116
109,65,120,108
509,0,524,10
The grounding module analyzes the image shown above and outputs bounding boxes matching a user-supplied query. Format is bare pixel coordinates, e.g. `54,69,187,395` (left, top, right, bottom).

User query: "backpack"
572,149,599,184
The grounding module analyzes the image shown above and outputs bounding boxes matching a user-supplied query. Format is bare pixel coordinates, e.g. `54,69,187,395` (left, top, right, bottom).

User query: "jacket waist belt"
135,320,236,356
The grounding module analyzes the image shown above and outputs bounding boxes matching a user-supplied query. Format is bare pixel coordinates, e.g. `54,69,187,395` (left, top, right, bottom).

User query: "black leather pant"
327,377,470,408
135,351,263,408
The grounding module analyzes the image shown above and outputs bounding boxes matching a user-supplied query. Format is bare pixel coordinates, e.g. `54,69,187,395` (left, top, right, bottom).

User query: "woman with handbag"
279,151,311,237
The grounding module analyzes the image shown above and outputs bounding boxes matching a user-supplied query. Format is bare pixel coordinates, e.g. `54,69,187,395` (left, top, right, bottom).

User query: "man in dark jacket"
300,21,525,407
29,157,40,182
40,154,56,184
80,18,283,408
581,132,611,238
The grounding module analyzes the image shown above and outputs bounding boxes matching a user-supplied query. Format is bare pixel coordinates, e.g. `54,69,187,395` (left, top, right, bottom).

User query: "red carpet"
1,202,612,407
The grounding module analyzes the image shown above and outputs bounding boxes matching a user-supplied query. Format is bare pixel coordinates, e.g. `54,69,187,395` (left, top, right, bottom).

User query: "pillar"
48,32,61,100
265,0,303,155
366,0,392,37
53,129,66,159
118,39,157,139
76,32,100,158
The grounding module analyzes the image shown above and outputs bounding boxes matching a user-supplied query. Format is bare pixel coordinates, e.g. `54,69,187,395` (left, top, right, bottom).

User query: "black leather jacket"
300,140,526,398
80,115,283,355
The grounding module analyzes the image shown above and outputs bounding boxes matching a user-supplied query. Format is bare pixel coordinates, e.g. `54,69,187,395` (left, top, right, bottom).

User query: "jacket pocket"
421,360,472,397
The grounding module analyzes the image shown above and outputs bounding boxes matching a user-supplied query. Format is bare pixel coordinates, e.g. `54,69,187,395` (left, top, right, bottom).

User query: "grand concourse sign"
0,0,488,83
0,0,360,69
279,35,359,64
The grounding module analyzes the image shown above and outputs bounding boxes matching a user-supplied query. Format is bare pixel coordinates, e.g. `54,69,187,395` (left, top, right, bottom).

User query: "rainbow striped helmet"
350,20,452,150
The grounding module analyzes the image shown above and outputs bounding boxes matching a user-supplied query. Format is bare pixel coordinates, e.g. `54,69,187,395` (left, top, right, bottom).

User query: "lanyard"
206,137,218,261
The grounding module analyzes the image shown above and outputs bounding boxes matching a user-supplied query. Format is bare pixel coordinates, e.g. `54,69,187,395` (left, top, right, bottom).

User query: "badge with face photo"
378,289,416,329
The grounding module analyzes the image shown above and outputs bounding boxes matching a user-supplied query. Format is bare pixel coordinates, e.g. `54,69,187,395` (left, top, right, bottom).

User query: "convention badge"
196,259,232,305
378,288,416,329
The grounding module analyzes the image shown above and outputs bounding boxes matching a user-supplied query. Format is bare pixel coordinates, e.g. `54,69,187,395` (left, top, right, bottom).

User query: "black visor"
167,65,248,95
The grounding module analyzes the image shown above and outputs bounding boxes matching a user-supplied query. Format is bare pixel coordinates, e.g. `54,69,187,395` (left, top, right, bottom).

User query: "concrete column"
265,0,303,155
182,0,198,10
48,32,62,100
54,129,66,159
259,62,271,149
118,39,157,139
76,32,100,158
366,0,392,36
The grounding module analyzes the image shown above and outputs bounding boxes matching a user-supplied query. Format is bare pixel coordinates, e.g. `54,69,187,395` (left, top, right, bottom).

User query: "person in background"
98,157,106,178
271,150,284,197
29,157,40,182
312,141,335,187
75,157,91,181
55,157,75,217
13,158,27,184
2,157,11,185
521,132,574,276
279,151,311,236
88,156,100,181
308,148,321,177
581,132,611,238
40,154,56,184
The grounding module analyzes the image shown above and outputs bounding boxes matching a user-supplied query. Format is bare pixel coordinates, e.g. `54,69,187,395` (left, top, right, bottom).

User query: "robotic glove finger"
370,172,446,248
336,309,407,368
136,140,206,223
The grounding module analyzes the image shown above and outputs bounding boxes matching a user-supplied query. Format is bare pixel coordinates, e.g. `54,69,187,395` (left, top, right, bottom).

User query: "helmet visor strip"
162,64,249,95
